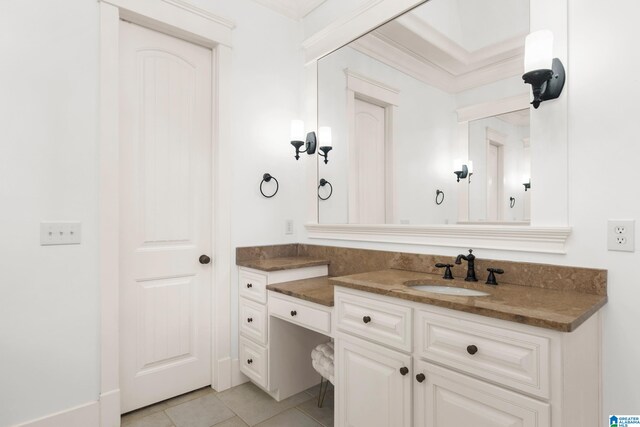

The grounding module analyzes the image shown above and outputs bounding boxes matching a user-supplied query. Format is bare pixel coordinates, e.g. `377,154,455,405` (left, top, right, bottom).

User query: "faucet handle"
435,263,454,280
486,268,504,286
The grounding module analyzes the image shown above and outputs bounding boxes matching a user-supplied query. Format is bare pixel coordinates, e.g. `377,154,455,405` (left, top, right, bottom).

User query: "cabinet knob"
399,367,409,376
467,345,478,355
247,358,253,364
290,310,297,317
247,317,253,323
362,316,372,324
415,373,426,383
246,283,253,288
199,254,211,264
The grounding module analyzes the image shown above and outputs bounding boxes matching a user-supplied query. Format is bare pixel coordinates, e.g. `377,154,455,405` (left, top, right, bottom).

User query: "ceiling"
250,0,327,20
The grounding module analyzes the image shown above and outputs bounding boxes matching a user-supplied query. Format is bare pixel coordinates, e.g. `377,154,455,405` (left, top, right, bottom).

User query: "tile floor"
121,382,334,427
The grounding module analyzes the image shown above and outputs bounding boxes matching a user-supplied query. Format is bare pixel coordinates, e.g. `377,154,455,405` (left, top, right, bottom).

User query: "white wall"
317,45,458,225
0,1,100,426
468,116,529,221
0,0,305,425
186,0,306,361
304,0,640,420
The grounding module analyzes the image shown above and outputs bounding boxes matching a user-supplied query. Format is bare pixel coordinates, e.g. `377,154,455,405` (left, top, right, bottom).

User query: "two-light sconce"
522,30,565,109
453,160,473,183
290,120,333,164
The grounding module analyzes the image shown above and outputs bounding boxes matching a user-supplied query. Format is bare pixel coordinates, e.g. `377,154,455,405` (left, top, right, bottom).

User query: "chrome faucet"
455,249,478,282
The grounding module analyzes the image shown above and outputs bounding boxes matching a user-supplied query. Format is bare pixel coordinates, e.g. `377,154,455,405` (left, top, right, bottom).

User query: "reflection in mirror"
317,0,531,225
467,110,530,223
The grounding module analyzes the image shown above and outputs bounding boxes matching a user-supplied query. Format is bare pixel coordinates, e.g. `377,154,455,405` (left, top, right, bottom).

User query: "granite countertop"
330,269,607,332
267,276,334,307
237,256,330,272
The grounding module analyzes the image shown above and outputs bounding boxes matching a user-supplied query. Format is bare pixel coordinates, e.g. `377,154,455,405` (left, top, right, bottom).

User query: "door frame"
98,1,234,425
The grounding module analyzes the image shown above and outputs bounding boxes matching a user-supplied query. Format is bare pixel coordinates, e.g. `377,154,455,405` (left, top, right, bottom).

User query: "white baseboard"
99,389,121,427
13,401,99,427
231,358,249,388
216,357,232,391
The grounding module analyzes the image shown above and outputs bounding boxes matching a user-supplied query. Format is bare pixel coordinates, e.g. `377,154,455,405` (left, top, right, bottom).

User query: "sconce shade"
522,30,565,109
524,30,554,72
319,126,332,147
467,160,474,174
291,120,305,141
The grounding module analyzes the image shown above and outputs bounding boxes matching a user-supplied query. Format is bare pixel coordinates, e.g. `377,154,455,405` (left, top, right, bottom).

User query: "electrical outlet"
40,222,82,245
285,219,294,235
607,220,635,252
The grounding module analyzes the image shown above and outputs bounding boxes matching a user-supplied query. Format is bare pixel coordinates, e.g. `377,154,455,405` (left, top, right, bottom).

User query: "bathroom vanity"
236,244,607,427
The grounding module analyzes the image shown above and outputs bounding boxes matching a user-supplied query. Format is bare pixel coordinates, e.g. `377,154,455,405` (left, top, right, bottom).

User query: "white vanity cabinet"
334,287,601,427
237,265,330,399
335,335,412,427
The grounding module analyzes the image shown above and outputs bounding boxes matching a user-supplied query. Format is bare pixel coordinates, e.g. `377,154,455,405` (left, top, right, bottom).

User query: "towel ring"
318,178,333,201
509,197,516,208
435,189,445,205
260,173,279,198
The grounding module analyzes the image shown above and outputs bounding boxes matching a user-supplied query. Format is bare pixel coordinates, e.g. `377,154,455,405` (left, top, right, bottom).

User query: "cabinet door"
414,361,550,427
336,335,411,427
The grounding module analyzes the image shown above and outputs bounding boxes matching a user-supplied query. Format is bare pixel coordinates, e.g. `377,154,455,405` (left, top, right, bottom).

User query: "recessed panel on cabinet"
415,309,550,399
335,288,412,352
269,293,332,335
239,336,268,389
239,298,268,345
336,334,412,427
414,361,550,427
239,269,268,304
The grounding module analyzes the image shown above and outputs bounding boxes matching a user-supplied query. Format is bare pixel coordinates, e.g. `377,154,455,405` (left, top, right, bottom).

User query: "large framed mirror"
306,0,570,253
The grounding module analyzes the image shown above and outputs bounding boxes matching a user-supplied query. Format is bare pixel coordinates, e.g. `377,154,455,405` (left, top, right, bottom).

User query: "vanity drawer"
239,336,268,389
416,309,550,399
335,288,412,352
269,293,332,335
239,269,268,304
239,298,268,345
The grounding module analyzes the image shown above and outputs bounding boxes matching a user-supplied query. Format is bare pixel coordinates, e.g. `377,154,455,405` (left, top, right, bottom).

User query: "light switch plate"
40,222,82,245
607,220,635,252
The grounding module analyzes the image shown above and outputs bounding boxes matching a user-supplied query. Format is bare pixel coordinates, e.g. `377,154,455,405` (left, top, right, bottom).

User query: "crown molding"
306,223,571,254
326,8,525,94
302,0,424,63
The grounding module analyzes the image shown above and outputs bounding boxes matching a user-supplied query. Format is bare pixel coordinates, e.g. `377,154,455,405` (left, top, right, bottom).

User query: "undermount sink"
409,285,490,297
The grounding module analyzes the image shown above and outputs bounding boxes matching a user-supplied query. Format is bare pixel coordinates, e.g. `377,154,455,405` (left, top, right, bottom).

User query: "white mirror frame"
304,0,570,254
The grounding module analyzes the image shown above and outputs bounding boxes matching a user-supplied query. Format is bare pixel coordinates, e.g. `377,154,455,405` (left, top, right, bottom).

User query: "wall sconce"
290,120,316,160
523,178,531,191
318,126,332,164
453,159,470,182
522,30,565,109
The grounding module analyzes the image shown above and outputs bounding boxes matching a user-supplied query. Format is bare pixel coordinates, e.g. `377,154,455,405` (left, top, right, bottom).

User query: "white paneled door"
351,98,386,224
119,21,213,413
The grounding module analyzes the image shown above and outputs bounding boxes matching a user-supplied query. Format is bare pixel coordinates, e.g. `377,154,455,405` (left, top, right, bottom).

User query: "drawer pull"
415,373,426,383
246,283,253,288
247,317,253,323
467,345,478,355
290,310,297,317
362,315,372,324
399,367,409,376
247,358,253,364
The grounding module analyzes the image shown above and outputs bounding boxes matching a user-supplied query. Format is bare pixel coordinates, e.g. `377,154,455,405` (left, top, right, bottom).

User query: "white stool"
311,341,334,407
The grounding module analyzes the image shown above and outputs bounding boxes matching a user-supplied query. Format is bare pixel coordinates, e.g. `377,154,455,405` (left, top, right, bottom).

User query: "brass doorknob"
199,255,211,264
